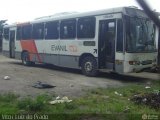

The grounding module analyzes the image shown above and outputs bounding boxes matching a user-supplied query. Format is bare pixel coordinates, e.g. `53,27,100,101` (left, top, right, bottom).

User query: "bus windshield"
126,17,157,53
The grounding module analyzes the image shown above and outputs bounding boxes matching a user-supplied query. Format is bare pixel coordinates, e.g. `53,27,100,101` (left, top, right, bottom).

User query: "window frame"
32,23,45,40
3,28,9,41
60,19,76,39
44,21,59,40
21,24,32,40
116,19,124,52
16,26,22,41
77,16,96,39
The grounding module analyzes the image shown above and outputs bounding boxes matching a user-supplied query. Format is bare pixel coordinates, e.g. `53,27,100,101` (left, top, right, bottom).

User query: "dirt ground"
0,53,159,98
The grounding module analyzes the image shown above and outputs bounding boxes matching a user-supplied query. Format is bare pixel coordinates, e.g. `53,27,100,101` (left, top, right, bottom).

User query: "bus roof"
4,6,148,28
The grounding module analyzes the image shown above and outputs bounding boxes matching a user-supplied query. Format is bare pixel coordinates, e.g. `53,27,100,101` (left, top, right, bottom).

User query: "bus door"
98,19,116,70
9,30,15,58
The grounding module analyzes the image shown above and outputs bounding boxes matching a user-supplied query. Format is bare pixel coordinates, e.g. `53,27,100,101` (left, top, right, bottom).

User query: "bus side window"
22,25,32,40
108,22,115,41
16,27,22,40
60,19,76,39
116,19,123,52
45,21,59,39
3,28,9,40
32,23,44,40
77,17,96,39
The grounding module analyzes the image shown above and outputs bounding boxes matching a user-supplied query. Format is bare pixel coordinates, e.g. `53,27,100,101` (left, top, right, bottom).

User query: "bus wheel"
81,56,98,76
22,52,34,66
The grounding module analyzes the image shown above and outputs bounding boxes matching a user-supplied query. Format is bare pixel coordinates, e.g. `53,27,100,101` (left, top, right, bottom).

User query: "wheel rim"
23,54,28,65
84,62,93,72
24,57,27,64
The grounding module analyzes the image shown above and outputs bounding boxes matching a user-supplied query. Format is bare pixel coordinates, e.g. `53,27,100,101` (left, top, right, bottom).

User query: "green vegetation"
0,81,159,120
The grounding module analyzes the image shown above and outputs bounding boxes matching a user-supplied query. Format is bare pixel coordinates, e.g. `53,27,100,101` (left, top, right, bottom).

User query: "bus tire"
22,52,34,66
81,56,98,77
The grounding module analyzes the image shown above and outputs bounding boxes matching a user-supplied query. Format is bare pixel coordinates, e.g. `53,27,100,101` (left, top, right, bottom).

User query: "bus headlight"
129,61,140,65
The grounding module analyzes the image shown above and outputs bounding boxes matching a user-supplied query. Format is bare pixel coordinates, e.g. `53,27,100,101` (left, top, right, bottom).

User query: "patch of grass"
0,93,17,102
0,81,159,120
17,94,52,113
0,93,18,114
0,103,18,114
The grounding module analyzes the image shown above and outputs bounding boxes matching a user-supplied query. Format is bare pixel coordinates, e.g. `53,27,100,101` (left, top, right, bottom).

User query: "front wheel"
81,56,98,77
22,52,34,66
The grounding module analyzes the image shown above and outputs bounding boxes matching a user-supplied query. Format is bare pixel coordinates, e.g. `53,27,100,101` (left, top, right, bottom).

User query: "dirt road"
0,54,159,98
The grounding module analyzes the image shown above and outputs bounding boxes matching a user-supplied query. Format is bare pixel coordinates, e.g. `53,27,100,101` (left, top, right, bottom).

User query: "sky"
0,0,159,24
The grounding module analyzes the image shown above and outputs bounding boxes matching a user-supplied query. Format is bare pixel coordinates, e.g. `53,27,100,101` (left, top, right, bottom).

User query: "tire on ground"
21,52,34,66
81,56,98,77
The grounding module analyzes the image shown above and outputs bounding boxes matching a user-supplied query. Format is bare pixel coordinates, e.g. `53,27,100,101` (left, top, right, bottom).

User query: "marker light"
129,61,140,65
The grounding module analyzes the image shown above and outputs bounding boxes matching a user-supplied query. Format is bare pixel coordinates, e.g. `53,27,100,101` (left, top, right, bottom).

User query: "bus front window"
126,17,157,52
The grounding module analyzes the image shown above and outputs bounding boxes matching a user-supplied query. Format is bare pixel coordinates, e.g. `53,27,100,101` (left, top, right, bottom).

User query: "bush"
0,93,17,102
17,95,50,112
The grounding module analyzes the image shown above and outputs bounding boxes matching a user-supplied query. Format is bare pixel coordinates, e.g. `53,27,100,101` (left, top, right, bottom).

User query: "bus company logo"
69,45,77,52
51,45,78,52
51,45,67,51
104,14,114,18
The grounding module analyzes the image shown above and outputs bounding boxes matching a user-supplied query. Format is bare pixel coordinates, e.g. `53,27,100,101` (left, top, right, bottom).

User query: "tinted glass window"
106,21,115,56
16,27,22,40
22,25,32,40
3,28,9,40
45,21,59,39
77,17,95,38
116,19,123,52
32,23,44,39
60,19,76,39
126,17,156,52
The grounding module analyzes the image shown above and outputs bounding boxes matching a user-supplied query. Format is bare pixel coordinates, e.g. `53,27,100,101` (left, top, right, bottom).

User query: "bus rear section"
2,26,16,58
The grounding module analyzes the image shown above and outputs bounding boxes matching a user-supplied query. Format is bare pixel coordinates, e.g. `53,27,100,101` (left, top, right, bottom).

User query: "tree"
0,20,7,51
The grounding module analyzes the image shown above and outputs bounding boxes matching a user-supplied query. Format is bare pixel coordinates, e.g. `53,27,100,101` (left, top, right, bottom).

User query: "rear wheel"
81,56,98,76
22,52,34,66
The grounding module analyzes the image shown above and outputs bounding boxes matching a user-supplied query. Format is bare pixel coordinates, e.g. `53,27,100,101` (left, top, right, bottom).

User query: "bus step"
99,69,113,73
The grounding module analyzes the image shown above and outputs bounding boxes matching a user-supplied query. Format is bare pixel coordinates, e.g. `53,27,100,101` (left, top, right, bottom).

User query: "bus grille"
141,60,152,65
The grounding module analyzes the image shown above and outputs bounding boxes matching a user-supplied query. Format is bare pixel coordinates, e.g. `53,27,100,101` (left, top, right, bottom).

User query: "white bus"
2,7,158,76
